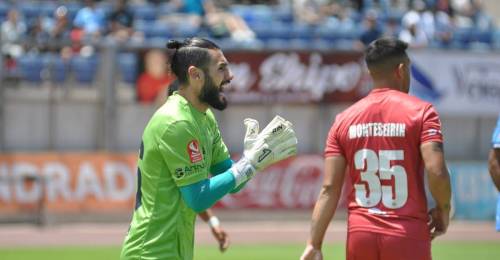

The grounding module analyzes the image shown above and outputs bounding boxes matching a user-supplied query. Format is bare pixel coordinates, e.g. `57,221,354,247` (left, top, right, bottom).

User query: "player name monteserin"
349,123,406,139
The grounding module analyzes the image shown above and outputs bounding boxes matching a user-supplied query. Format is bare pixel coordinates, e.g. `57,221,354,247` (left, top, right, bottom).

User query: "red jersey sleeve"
420,104,443,144
324,116,344,158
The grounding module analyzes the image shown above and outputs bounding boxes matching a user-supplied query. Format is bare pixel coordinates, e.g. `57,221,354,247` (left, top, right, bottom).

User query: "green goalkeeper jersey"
121,92,230,260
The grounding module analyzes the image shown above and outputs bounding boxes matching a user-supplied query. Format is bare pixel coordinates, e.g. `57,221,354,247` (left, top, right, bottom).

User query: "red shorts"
347,231,431,260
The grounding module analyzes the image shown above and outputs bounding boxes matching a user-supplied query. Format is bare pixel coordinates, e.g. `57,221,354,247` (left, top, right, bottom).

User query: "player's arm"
421,142,451,212
302,156,346,260
488,148,500,192
210,159,248,193
198,209,230,252
421,141,451,239
489,117,500,192
180,170,236,212
178,116,297,213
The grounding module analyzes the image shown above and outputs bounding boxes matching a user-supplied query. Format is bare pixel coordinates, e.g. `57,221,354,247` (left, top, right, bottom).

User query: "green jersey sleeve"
158,120,209,187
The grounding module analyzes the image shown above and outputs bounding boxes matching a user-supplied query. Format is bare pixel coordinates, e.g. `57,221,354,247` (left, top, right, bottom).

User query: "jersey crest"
187,140,203,163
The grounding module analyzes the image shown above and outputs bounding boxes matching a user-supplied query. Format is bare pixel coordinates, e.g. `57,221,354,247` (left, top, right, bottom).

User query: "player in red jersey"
301,38,452,260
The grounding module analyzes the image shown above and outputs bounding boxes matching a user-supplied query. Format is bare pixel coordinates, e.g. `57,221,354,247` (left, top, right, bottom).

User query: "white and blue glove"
231,115,298,186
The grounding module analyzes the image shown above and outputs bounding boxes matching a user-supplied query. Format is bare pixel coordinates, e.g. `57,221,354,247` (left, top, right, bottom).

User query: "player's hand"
428,207,450,240
232,116,297,186
300,245,323,260
210,226,230,252
243,118,259,151
243,115,297,171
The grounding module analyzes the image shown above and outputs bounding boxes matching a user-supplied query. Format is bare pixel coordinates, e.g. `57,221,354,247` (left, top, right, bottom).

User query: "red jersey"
325,88,443,240
137,73,175,104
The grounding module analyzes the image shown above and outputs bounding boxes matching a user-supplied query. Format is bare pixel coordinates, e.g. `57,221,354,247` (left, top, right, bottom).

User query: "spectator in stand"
170,0,256,41
423,4,454,47
355,10,382,49
449,0,492,30
38,6,75,61
468,0,494,31
435,0,455,16
26,16,47,53
109,0,136,42
73,0,106,43
293,0,343,26
48,6,72,43
399,8,428,48
137,49,176,105
1,9,26,59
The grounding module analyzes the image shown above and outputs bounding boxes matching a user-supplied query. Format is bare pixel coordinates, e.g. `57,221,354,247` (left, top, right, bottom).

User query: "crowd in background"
0,0,497,103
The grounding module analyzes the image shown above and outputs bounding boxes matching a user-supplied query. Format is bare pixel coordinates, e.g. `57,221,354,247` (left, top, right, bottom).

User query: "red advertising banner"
0,153,137,213
224,51,371,103
0,153,346,213
218,155,325,209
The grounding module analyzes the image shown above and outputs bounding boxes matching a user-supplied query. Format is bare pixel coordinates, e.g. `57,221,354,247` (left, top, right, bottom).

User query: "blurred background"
0,0,499,259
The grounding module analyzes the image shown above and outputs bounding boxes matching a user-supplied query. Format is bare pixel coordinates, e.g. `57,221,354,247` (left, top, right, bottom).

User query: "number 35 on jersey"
354,149,408,209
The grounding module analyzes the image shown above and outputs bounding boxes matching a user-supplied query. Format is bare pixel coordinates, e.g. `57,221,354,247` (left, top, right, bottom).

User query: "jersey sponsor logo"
174,163,206,180
348,122,406,139
187,140,203,163
175,168,185,179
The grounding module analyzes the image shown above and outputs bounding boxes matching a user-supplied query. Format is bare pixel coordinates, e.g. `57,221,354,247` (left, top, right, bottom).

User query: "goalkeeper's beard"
199,74,228,111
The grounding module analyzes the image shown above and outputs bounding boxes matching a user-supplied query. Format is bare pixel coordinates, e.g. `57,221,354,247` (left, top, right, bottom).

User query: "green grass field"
1,242,499,260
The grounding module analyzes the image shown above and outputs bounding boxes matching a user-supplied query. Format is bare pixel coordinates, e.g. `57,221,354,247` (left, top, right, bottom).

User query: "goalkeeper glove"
231,116,298,186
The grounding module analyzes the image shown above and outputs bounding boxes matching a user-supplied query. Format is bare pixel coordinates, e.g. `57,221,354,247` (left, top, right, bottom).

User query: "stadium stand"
0,0,498,85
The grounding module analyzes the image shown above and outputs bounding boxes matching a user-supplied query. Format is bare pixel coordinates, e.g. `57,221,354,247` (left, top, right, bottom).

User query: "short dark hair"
364,38,409,71
166,38,220,84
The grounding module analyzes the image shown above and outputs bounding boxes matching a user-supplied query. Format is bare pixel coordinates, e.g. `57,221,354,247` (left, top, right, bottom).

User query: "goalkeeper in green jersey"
120,37,298,260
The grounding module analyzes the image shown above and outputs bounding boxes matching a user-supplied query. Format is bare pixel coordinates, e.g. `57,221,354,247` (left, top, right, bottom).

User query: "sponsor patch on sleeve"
187,140,203,163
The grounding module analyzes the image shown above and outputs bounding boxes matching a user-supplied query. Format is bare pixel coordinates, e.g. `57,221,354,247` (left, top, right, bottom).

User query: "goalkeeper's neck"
178,86,209,113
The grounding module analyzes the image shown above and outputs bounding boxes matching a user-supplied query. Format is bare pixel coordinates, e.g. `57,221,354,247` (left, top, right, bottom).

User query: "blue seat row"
16,53,137,85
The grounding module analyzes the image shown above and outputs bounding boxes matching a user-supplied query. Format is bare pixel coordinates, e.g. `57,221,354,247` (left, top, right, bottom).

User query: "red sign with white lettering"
224,51,370,104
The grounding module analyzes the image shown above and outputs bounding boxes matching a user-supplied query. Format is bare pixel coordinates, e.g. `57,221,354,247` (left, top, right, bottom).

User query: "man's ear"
188,66,203,81
395,63,405,79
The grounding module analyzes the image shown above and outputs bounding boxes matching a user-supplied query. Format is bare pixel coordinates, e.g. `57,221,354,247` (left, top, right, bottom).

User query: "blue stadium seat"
132,4,157,21
316,26,361,43
0,2,9,18
138,21,173,39
272,6,294,23
65,3,83,21
71,55,99,84
18,2,41,18
117,53,137,84
492,29,500,49
40,3,57,17
451,28,474,49
246,5,274,25
265,38,290,50
158,2,176,16
289,39,310,50
332,39,356,50
229,5,254,23
96,1,113,17
291,23,315,41
18,55,44,84
254,22,291,41
472,30,493,46
311,39,332,51
42,54,69,83
174,23,200,38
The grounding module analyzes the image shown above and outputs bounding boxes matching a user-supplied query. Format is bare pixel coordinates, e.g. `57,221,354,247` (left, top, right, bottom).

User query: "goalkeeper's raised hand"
231,116,298,186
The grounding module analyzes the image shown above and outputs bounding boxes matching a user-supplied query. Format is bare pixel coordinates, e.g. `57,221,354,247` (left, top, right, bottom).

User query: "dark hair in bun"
165,38,220,85
166,40,183,50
